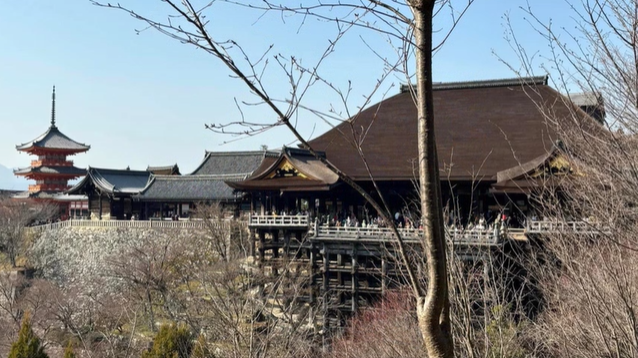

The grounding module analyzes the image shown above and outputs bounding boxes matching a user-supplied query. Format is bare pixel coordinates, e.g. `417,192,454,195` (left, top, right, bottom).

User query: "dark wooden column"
351,244,359,312
249,228,256,257
258,230,266,269
322,242,329,332
381,256,388,296
310,243,317,304
272,229,279,276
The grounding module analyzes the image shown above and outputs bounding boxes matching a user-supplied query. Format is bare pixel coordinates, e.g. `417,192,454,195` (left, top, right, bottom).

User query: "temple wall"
30,226,206,290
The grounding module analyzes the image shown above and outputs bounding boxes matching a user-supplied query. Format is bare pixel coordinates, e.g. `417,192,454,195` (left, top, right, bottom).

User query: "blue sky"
0,0,572,187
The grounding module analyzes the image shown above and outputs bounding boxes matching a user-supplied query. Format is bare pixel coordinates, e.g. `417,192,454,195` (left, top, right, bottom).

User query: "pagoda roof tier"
227,147,339,192
16,124,90,154
67,167,152,196
12,190,62,200
14,165,86,177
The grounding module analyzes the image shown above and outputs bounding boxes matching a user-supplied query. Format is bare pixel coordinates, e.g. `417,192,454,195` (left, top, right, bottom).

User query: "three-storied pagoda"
14,87,90,202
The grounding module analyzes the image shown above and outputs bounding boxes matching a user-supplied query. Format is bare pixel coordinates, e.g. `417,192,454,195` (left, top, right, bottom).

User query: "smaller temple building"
67,151,273,220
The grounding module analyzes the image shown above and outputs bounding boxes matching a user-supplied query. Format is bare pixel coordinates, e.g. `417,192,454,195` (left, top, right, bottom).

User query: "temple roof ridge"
400,75,549,93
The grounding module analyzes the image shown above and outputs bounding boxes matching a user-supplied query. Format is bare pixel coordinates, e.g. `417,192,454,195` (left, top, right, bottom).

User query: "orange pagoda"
14,87,90,200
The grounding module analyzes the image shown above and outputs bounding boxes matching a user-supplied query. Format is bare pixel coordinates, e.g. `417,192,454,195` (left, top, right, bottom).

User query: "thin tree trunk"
412,0,454,357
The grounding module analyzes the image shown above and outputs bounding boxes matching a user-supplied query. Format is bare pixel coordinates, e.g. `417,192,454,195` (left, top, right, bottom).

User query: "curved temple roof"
190,150,276,176
67,167,151,195
147,164,181,175
14,165,86,177
136,174,247,202
227,147,339,192
16,124,90,153
308,76,602,182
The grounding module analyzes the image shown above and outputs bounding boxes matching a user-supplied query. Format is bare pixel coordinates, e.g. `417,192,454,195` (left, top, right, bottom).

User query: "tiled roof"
309,76,603,181
14,166,86,177
137,174,246,201
16,125,90,152
12,191,59,200
190,150,276,176
67,167,151,195
147,164,181,175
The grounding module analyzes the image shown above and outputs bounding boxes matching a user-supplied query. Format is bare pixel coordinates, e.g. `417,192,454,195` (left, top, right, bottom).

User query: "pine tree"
63,342,76,358
142,323,192,358
9,313,48,358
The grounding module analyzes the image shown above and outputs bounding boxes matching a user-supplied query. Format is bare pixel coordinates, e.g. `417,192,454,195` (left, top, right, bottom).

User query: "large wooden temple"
22,77,605,328
217,76,604,326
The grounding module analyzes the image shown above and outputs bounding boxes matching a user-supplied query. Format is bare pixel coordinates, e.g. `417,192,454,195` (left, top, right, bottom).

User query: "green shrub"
63,342,76,358
9,313,48,358
190,335,212,358
142,323,192,358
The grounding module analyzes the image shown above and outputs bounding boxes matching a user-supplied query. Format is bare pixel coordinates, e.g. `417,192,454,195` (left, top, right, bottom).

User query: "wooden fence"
526,220,609,234
249,215,310,227
313,225,503,245
28,219,224,232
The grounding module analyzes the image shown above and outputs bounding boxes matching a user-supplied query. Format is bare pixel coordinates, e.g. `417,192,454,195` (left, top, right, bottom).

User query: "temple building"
223,76,605,326
14,87,90,216
67,151,273,220
228,76,596,225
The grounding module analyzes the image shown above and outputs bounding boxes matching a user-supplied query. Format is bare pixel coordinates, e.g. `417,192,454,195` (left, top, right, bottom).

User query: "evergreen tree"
9,313,48,358
142,323,192,358
190,335,211,358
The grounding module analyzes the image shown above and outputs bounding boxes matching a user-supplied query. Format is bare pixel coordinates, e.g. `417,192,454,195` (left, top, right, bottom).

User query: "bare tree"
91,1,477,355
0,199,57,268
503,0,638,356
329,247,532,358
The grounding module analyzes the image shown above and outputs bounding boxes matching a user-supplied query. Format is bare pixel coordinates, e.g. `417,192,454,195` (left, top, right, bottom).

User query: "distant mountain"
0,164,28,191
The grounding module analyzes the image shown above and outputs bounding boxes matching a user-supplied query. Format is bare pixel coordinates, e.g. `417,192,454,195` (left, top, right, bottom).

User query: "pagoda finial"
51,85,56,127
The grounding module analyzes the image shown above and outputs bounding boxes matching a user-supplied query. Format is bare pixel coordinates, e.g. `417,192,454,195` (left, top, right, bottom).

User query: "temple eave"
17,146,90,155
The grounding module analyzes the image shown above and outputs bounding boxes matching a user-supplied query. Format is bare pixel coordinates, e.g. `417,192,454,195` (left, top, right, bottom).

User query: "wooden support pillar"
98,195,102,220
258,230,266,269
337,253,343,305
295,230,303,244
352,244,358,312
249,228,256,257
272,230,279,276
322,242,329,332
381,256,388,296
310,244,317,304
283,231,290,260
250,194,255,214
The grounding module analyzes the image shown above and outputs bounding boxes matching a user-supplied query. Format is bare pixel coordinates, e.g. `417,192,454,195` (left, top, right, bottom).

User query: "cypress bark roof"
16,125,90,153
308,76,598,181
227,147,339,192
